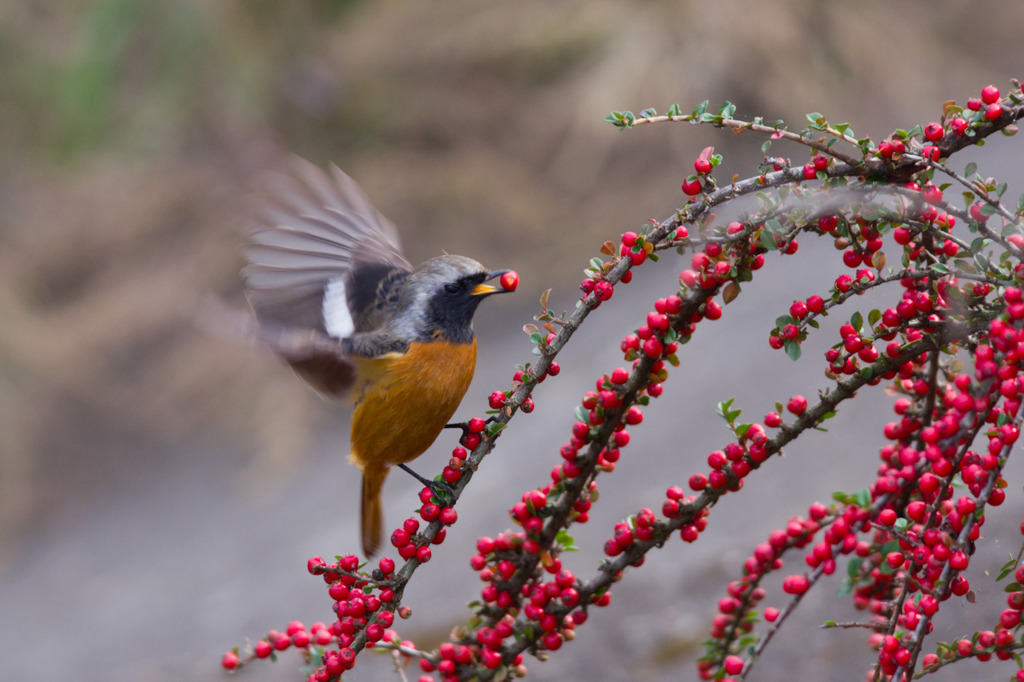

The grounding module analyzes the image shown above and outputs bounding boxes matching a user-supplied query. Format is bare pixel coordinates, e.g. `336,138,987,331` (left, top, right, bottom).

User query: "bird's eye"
444,282,460,294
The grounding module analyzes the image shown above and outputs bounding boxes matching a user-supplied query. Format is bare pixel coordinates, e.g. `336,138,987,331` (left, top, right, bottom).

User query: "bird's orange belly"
349,339,477,469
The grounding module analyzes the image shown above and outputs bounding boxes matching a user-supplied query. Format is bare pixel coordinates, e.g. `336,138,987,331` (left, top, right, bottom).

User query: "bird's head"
395,254,512,343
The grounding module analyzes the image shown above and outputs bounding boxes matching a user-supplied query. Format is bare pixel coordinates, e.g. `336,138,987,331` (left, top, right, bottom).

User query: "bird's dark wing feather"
242,158,413,398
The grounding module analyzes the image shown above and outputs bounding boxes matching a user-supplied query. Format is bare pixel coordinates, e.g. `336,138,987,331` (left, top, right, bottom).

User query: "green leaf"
667,103,681,117
556,529,578,551
776,314,798,328
868,309,882,329
855,488,871,507
851,310,863,331
785,339,802,361
639,107,657,118
964,161,978,177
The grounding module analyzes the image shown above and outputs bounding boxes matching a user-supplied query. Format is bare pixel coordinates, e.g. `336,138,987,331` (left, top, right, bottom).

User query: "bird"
241,158,514,557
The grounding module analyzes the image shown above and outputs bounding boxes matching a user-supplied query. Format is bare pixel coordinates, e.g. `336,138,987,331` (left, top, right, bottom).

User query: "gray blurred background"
2,1,1024,681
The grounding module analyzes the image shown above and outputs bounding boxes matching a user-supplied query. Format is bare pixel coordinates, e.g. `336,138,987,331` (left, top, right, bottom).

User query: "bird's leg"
443,416,498,431
397,463,456,506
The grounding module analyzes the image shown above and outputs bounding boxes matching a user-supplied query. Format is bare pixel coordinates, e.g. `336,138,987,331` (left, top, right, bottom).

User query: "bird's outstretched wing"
242,158,413,398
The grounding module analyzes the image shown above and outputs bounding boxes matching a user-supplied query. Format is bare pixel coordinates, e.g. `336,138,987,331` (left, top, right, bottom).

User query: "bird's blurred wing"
243,158,411,335
241,158,412,398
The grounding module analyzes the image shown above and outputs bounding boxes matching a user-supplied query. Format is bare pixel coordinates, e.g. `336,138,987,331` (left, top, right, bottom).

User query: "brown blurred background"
2,1,1024,680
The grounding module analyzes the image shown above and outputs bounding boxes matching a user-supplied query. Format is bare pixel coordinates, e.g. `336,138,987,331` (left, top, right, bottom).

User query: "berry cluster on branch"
225,81,1024,682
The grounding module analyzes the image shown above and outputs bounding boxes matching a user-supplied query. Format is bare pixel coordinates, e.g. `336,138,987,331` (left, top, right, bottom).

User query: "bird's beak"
470,270,511,296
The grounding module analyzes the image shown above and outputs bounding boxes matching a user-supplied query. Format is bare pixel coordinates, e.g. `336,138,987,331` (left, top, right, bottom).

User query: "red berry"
802,163,817,180
440,507,458,525
786,395,808,415
949,551,969,570
391,529,411,548
610,368,629,384
723,655,744,675
681,176,702,195
221,652,239,670
985,103,1003,121
307,556,326,574
923,122,943,142
981,85,1000,104
812,154,828,171
705,300,722,320
594,280,614,301
643,336,663,358
782,574,809,594
694,157,712,174
488,391,507,409
499,270,519,292
921,184,942,204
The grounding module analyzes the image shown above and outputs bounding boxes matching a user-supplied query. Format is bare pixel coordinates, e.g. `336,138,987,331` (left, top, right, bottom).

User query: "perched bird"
242,159,514,556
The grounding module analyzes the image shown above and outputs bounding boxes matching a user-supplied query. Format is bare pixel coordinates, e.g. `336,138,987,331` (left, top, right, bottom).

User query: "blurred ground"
1,1,1024,681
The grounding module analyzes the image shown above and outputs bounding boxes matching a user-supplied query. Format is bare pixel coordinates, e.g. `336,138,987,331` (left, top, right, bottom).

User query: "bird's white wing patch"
323,277,355,339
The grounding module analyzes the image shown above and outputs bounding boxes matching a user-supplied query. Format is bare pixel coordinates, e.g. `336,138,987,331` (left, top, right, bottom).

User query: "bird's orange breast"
349,338,477,470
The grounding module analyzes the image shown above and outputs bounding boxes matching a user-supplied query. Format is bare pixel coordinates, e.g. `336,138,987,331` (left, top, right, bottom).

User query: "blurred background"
2,1,1024,680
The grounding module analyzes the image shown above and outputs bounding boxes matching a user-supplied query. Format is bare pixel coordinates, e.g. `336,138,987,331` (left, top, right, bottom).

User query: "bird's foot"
397,463,456,506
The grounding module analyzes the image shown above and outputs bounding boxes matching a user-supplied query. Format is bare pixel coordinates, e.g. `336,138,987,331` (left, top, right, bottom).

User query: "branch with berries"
223,81,1024,682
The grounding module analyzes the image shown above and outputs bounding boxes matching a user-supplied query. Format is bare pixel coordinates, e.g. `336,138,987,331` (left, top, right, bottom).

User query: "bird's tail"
361,466,389,557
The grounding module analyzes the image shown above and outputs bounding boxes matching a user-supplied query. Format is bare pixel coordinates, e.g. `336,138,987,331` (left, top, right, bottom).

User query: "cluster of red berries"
227,84,1023,681
679,228,768,294
220,620,337,672
466,531,598,667
699,503,830,679
450,217,762,667
221,554,408,679
765,287,1024,680
703,283,1024,674
877,84,1006,164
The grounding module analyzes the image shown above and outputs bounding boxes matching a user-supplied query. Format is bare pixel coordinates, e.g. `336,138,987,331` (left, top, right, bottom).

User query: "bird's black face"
427,269,509,343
